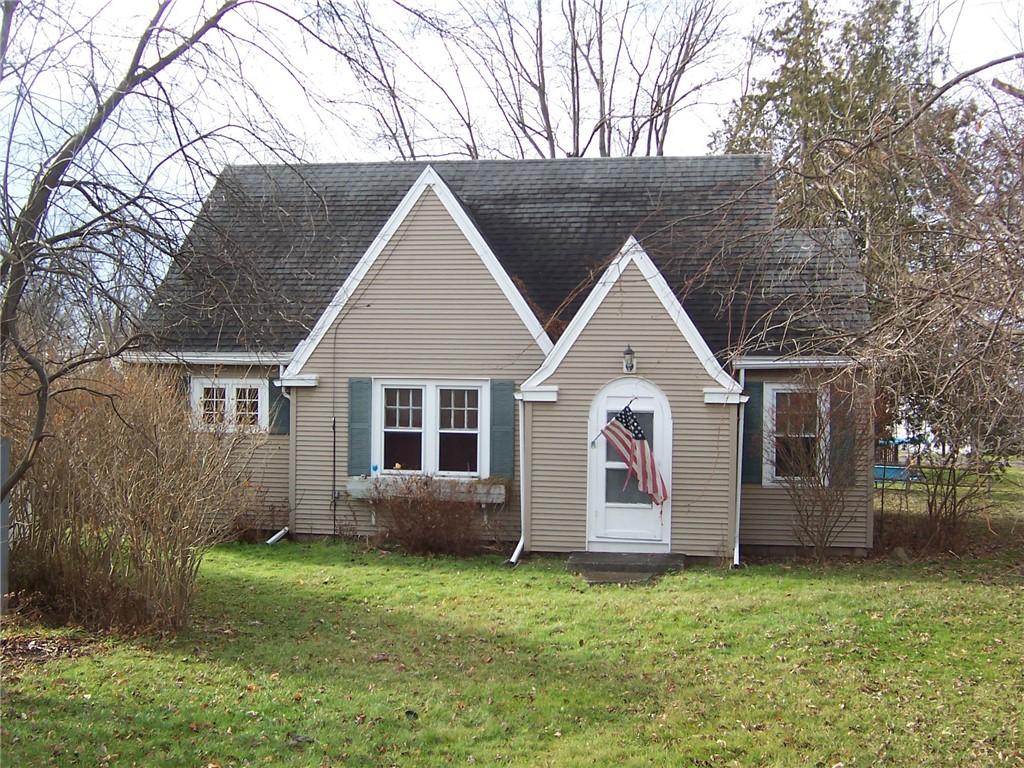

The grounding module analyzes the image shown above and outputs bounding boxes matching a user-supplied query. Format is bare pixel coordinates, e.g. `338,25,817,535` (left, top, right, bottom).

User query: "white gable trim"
282,166,553,379
521,237,741,399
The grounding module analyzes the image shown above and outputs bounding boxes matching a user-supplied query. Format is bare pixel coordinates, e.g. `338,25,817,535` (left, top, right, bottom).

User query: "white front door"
587,378,672,553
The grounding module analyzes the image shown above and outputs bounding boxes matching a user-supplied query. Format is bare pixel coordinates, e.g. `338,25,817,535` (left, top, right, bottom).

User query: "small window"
191,378,268,431
235,387,260,427
202,386,226,425
383,387,423,470
765,384,828,484
604,410,653,503
774,391,818,479
438,388,479,473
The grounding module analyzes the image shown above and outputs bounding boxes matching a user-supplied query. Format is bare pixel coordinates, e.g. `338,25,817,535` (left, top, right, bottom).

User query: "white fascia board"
282,165,553,379
703,388,749,405
275,374,319,387
522,236,742,394
519,385,559,402
735,355,854,370
123,350,290,366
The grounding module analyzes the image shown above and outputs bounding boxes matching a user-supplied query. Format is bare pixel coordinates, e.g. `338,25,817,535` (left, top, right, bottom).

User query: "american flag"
601,405,669,506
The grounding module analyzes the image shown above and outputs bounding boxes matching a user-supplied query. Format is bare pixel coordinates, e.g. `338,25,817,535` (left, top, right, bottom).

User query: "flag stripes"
601,405,669,506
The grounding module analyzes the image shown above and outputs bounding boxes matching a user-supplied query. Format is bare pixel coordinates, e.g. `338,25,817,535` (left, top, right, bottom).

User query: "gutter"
733,369,746,566
508,393,527,566
123,350,292,366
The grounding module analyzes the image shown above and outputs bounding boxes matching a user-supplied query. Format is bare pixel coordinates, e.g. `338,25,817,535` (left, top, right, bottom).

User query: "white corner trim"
703,388,749,405
282,166,553,379
522,236,741,393
276,374,319,387
123,350,290,366
518,385,559,402
735,355,853,370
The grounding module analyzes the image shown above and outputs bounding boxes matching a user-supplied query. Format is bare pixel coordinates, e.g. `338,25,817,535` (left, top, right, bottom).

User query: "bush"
774,372,873,563
367,475,491,556
4,364,262,631
231,499,288,544
906,450,1004,552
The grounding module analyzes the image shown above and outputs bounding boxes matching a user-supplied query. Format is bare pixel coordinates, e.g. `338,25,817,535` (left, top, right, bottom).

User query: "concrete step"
568,552,684,584
567,551,685,575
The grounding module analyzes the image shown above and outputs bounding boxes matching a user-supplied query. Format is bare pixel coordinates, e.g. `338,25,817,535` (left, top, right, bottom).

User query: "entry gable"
282,166,553,380
521,237,742,403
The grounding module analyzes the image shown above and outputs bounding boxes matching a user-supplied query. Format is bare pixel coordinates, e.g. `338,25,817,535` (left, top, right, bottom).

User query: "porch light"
622,344,636,373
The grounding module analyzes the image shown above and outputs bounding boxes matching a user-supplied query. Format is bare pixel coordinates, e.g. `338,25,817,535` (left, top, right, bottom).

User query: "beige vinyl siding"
527,261,739,557
292,188,545,537
740,369,873,550
185,364,291,518
248,435,290,517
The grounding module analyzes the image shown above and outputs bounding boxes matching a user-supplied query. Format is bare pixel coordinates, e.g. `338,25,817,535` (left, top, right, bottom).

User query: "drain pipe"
266,526,289,545
508,394,527,566
732,368,746,567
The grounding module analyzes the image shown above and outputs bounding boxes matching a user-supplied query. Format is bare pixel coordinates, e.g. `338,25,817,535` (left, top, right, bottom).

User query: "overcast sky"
269,0,1022,160
18,0,1024,170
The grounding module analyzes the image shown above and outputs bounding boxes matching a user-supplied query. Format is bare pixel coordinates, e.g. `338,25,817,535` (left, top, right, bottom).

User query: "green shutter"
741,381,763,485
268,378,290,435
489,379,515,478
829,383,857,487
348,378,372,476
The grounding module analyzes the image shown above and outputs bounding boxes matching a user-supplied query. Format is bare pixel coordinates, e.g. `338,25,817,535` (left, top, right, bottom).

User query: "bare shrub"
771,372,873,563
4,364,261,631
231,498,289,544
367,475,499,556
907,449,1005,553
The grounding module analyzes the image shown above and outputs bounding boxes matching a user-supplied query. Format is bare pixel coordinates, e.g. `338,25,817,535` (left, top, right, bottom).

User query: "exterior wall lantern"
622,344,636,373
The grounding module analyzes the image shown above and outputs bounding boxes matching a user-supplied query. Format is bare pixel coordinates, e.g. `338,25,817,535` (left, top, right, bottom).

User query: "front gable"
521,238,743,403
282,167,553,381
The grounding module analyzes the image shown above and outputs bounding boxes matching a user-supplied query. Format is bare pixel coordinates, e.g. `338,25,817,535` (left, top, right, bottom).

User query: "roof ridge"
224,154,772,172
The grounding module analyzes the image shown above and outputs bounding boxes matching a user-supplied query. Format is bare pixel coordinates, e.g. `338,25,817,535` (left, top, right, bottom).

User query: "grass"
3,485,1023,766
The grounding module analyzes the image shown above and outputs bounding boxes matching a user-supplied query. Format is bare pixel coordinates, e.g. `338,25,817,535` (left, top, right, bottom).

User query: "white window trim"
190,376,270,432
370,378,491,479
762,382,830,487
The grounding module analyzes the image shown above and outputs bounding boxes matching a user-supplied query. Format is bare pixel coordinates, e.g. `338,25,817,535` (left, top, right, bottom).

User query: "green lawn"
3,510,1023,766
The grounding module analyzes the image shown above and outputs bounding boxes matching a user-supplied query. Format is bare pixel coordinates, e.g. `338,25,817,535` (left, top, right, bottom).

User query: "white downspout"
733,368,746,566
277,365,296,537
508,394,527,565
266,526,289,545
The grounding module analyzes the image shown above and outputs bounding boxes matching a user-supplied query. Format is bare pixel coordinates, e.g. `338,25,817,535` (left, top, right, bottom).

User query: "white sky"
280,0,1024,160
13,0,1024,168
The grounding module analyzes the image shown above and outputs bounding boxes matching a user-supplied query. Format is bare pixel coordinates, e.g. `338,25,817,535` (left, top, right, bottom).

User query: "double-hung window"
374,380,488,477
191,377,269,431
383,387,424,471
763,383,829,485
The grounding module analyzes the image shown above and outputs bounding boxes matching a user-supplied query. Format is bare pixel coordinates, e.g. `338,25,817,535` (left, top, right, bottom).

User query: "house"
131,157,873,562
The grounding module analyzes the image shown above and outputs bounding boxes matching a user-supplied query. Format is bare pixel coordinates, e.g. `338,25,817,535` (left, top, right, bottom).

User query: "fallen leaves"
0,634,94,667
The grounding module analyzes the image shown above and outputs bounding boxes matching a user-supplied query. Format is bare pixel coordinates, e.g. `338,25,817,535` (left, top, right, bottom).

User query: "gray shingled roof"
144,156,867,359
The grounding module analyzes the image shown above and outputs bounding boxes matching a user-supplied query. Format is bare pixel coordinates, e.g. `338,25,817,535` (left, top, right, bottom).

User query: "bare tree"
0,0,357,501
717,0,1024,549
317,0,730,159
